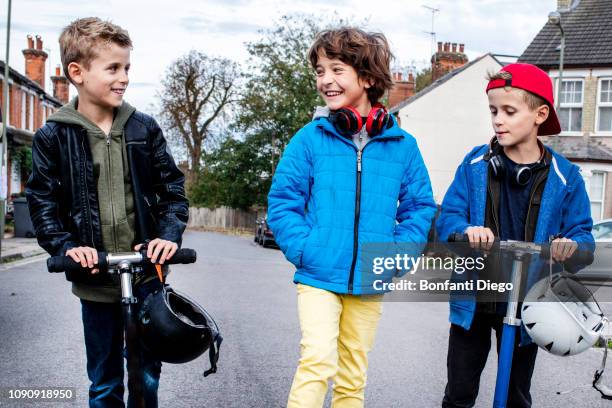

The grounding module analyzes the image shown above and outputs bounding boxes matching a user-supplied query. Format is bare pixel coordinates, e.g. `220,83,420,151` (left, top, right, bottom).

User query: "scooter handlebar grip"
47,256,85,273
165,248,197,265
448,233,469,243
540,247,594,265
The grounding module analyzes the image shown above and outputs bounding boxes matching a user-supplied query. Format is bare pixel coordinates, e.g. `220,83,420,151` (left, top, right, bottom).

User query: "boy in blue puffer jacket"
267,27,436,407
436,63,594,408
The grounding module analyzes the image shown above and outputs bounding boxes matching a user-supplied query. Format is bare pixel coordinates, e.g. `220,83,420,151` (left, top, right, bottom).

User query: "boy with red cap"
436,63,594,407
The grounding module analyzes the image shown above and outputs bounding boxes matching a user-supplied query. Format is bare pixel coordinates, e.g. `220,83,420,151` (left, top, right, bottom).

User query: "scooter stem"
493,252,525,408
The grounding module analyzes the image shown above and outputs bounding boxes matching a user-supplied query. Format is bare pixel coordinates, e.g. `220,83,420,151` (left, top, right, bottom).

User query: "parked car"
593,218,612,242
254,217,277,248
254,218,263,243
572,219,612,286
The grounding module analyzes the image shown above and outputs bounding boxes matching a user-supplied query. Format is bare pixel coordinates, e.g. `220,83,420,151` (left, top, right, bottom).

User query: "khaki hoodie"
48,97,137,302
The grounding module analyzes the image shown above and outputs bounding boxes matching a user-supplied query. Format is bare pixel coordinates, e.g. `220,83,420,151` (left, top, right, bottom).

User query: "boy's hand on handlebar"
134,239,178,264
464,226,495,250
65,246,99,274
550,237,577,262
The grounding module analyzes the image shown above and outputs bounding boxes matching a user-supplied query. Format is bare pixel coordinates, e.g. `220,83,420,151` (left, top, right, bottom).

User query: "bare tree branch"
157,51,240,186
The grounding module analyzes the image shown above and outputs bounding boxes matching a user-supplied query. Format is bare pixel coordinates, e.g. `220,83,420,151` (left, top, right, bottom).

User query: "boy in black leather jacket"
26,17,188,407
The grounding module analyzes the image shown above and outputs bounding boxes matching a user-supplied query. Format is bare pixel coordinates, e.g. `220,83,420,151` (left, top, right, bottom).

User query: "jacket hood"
48,97,136,137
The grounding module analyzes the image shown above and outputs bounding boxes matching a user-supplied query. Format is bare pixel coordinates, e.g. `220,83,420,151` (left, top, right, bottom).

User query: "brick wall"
388,72,415,108
582,73,597,135
10,84,19,127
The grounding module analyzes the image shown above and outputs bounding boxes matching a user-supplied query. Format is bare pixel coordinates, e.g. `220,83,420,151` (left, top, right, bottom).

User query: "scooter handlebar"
446,233,593,265
47,248,197,273
46,253,108,273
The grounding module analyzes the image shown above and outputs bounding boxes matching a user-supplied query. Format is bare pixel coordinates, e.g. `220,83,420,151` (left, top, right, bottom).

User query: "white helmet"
521,274,607,356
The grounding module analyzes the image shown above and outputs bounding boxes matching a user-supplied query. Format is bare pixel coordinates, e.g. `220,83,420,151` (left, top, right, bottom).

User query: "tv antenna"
422,4,440,58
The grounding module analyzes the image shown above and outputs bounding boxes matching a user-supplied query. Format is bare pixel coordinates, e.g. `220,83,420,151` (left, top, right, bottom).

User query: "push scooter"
448,233,593,408
47,248,197,408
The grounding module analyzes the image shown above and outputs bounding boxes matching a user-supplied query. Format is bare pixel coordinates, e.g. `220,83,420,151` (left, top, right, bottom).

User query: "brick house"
519,0,612,222
1,35,69,199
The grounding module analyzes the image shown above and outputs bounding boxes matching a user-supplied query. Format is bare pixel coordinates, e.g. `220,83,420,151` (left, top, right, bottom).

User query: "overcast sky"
1,0,557,114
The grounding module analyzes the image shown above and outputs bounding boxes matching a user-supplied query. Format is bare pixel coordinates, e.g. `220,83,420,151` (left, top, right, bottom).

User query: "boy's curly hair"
59,17,132,85
308,27,394,105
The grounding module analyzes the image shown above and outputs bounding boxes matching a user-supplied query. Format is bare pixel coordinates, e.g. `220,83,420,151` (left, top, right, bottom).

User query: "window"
21,91,26,129
6,84,11,126
590,171,606,222
558,79,583,133
597,78,612,133
28,93,34,130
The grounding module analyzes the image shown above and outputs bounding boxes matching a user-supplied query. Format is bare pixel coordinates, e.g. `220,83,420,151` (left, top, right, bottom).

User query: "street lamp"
548,11,565,111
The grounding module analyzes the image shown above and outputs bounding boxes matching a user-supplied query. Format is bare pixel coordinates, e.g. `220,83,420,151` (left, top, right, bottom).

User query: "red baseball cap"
486,63,561,136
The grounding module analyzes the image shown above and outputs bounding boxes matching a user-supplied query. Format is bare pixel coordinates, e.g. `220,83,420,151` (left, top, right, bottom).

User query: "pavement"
0,234,46,266
1,230,612,407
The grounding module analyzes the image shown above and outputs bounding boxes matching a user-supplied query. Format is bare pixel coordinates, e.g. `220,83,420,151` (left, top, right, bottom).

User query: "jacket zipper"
346,134,402,293
80,137,96,247
524,172,547,242
106,134,118,252
348,149,363,292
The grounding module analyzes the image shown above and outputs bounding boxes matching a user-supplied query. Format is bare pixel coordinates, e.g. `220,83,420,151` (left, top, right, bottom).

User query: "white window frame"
595,77,612,136
590,171,606,222
557,78,584,136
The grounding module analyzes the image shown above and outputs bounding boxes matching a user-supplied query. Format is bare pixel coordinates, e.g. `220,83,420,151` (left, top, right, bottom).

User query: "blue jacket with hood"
267,109,437,295
436,143,594,342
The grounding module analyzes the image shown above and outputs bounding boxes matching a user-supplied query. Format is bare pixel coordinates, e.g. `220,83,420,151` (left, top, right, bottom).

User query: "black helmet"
138,285,222,376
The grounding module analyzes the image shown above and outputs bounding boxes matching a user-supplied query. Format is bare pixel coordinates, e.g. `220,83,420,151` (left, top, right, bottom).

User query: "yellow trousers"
287,284,383,408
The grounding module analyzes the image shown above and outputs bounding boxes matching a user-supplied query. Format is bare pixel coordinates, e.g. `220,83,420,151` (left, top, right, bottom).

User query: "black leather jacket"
26,111,189,261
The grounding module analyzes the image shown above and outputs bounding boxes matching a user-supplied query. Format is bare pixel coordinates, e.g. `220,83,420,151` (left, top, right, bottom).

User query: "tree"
158,51,240,186
415,67,433,93
189,136,271,210
190,14,360,210
237,15,360,169
227,14,355,209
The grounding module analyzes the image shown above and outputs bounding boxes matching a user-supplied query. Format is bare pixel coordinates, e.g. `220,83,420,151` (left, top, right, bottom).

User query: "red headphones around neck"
329,103,390,138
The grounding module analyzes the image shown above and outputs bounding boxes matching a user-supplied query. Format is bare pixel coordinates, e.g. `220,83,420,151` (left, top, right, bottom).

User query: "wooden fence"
188,207,259,230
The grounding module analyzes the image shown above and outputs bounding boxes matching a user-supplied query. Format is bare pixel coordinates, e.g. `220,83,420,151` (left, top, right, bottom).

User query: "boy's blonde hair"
59,17,132,85
308,27,394,105
486,71,548,110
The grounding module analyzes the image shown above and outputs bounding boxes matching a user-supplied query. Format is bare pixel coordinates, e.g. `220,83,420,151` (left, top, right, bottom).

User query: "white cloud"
0,0,557,115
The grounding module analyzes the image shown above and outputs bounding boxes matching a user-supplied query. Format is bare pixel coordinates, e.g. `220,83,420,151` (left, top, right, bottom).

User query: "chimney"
22,35,48,88
388,70,416,109
431,40,469,81
50,65,70,104
437,42,443,52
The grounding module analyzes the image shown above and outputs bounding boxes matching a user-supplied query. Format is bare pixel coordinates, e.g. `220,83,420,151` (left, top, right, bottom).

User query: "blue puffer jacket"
436,143,594,342
267,113,437,295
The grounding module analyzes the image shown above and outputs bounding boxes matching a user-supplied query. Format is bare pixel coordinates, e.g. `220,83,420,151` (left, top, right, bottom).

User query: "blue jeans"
81,280,163,408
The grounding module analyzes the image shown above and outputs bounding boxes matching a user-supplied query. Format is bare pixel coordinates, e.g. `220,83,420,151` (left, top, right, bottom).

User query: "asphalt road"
0,230,611,407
